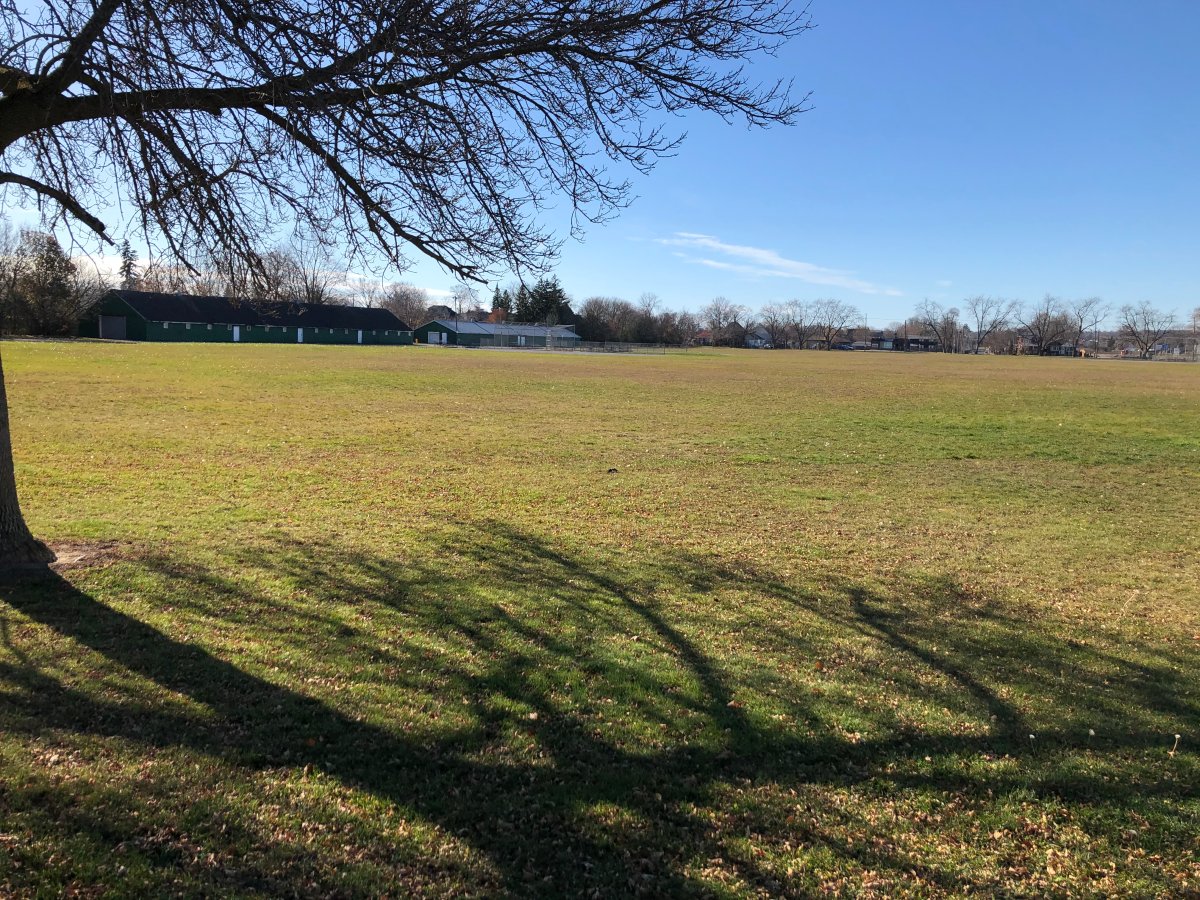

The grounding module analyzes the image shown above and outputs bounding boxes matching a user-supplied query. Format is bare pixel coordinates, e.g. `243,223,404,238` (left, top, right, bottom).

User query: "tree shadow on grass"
1,522,1196,895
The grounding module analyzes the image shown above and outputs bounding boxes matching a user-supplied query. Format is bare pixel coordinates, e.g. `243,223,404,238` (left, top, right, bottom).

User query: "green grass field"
2,341,1197,896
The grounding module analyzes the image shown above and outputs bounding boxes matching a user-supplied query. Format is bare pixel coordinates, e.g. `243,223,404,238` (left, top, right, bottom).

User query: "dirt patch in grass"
48,539,131,571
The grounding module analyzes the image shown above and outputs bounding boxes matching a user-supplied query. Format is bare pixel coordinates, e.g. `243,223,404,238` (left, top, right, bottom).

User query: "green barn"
414,319,580,348
79,290,413,345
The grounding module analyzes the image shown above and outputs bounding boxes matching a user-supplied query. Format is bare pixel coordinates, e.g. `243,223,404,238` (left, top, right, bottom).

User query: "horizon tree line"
2,225,1195,357
713,293,1191,357
904,295,1185,358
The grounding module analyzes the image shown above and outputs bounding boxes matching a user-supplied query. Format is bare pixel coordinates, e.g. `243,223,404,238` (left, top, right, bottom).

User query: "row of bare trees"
125,243,467,331
125,242,351,307
911,295,1185,357
912,296,1108,352
704,297,863,348
912,295,1109,355
693,292,1192,356
0,222,465,334
758,299,862,348
577,294,701,344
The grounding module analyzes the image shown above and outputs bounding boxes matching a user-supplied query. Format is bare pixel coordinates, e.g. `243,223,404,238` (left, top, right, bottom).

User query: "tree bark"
0,346,55,568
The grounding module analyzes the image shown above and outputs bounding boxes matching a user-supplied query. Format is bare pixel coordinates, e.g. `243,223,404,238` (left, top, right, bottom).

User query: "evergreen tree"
514,283,533,321
118,239,139,289
13,232,82,335
528,276,571,324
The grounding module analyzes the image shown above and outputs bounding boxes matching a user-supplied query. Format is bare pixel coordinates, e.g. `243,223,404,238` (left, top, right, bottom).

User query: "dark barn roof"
424,319,580,339
102,289,409,330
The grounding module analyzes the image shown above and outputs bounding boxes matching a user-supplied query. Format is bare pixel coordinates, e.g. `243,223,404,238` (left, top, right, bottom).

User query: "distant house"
414,319,581,348
79,290,412,345
868,331,895,351
897,334,940,352
745,326,772,349
864,330,935,351
1042,340,1076,357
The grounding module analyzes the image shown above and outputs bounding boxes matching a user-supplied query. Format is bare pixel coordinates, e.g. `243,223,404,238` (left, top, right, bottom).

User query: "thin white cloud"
657,232,902,296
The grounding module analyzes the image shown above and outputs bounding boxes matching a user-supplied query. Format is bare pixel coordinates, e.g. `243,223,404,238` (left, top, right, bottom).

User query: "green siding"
414,323,457,345
77,296,148,340
150,321,234,342
241,324,294,343
80,295,413,345
304,326,354,345
367,329,413,346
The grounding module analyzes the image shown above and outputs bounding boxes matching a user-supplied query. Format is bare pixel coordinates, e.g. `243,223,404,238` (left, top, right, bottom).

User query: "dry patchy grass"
1,342,1197,896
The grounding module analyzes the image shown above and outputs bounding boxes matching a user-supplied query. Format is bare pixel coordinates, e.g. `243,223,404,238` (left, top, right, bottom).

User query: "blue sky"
13,2,1200,325
413,0,1196,325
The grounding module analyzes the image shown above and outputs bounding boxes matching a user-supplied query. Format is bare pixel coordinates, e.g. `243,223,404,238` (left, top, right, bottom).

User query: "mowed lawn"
2,341,1198,897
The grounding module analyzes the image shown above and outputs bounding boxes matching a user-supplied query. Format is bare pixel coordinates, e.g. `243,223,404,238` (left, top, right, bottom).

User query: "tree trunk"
0,346,55,568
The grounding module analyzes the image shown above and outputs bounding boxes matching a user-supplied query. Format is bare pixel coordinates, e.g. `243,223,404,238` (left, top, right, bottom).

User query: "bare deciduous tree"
660,309,700,346
811,299,860,350
700,296,747,346
284,243,347,306
1118,302,1176,359
783,299,817,349
1066,296,1109,356
674,311,701,346
352,280,388,310
450,283,480,320
252,249,301,304
964,295,1017,353
0,0,809,275
914,299,961,353
1016,295,1071,355
383,283,432,329
578,296,626,342
0,0,811,564
758,303,789,348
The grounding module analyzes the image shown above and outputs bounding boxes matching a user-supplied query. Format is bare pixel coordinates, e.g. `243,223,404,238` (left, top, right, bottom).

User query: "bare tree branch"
36,0,126,98
0,0,812,281
0,171,113,241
